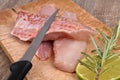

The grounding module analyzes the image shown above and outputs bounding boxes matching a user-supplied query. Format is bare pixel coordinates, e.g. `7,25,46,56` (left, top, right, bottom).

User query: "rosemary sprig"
79,21,120,80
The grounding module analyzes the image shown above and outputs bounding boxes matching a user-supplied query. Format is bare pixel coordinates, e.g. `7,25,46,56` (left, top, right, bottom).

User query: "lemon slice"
75,56,120,80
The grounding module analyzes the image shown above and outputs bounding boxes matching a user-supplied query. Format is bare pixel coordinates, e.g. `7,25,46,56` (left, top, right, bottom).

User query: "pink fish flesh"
11,4,56,41
53,38,87,72
44,12,96,42
35,41,53,60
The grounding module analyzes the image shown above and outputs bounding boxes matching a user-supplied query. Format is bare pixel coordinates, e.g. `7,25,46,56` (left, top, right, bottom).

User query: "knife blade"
8,9,59,80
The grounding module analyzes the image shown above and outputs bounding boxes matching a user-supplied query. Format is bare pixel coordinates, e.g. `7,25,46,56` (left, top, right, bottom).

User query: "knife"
8,9,59,80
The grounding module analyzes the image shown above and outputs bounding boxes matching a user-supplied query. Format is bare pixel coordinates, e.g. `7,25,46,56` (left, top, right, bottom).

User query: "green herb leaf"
107,52,120,60
79,60,96,73
90,35,102,57
96,28,109,43
81,52,95,61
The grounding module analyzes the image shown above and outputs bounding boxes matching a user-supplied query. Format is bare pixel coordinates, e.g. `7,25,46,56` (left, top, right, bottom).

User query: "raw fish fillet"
11,4,56,41
44,12,96,42
54,38,87,72
11,6,95,42
35,41,53,60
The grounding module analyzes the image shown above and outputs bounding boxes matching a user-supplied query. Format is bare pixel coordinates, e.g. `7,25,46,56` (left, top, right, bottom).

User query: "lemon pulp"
76,56,120,80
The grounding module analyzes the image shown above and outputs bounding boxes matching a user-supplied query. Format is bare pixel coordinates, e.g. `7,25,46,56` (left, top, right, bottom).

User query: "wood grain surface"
0,0,120,80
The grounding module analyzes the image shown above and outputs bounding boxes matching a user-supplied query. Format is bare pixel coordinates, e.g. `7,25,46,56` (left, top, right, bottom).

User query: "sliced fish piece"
35,41,53,60
11,4,56,41
44,11,96,42
53,38,87,72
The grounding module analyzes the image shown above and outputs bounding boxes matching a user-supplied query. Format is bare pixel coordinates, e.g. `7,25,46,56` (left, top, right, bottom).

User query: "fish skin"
11,4,56,41
11,9,96,42
44,11,96,42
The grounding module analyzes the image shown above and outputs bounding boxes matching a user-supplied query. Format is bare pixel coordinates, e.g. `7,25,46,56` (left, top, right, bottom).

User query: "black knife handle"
8,60,32,80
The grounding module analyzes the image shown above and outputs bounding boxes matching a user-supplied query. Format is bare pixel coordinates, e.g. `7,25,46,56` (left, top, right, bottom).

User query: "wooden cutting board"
0,0,109,80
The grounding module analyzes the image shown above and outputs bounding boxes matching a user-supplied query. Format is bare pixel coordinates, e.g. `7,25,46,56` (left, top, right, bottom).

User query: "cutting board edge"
0,40,14,62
